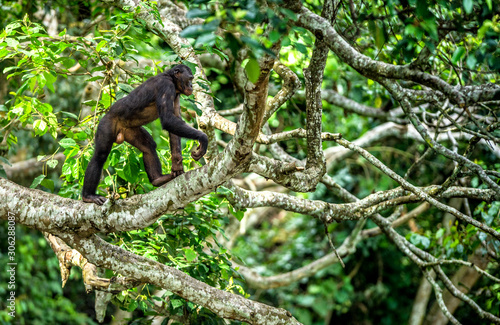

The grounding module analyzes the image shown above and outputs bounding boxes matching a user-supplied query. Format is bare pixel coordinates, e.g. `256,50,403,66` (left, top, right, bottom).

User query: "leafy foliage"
0,6,242,324
0,226,96,325
107,196,245,323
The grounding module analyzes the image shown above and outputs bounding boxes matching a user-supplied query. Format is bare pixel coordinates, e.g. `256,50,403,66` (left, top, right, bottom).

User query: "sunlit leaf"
183,248,197,262
244,58,260,83
59,138,77,149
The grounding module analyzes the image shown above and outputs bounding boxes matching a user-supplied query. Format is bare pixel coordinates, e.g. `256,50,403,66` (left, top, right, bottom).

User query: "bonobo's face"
182,73,194,96
173,65,194,96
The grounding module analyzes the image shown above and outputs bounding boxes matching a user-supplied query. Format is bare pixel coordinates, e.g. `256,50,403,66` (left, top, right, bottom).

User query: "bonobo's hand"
191,133,208,161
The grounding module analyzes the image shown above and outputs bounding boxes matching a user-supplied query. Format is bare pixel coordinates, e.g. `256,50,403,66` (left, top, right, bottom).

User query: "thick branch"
226,181,497,224
263,61,301,122
44,233,140,292
64,235,302,325
0,148,245,235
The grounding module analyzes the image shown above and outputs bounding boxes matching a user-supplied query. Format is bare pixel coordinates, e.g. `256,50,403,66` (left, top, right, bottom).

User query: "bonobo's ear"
174,66,181,76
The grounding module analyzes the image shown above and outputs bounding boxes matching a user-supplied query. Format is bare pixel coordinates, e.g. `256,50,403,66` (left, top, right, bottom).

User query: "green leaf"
183,248,197,262
181,25,205,39
85,76,104,82
43,71,57,93
244,58,260,84
478,20,492,40
170,299,184,309
180,20,219,39
186,98,203,116
451,46,466,64
41,179,54,192
463,0,473,14
0,165,6,179
195,33,216,47
375,24,386,49
79,59,88,68
96,40,106,52
466,55,477,69
241,36,275,57
91,65,107,73
5,38,19,48
3,66,18,74
63,147,79,160
46,159,59,168
279,8,298,21
61,111,79,119
5,22,21,34
59,138,77,149
228,204,245,221
123,156,139,183
127,300,138,312
410,233,430,249
61,57,76,69
118,83,134,93
83,99,98,107
0,156,12,167
186,8,211,19
294,42,308,54
30,174,46,188
33,119,47,134
269,30,281,43
49,127,57,139
485,0,492,10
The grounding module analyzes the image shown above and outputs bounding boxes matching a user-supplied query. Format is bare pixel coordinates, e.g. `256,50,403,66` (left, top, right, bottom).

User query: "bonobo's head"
171,64,194,96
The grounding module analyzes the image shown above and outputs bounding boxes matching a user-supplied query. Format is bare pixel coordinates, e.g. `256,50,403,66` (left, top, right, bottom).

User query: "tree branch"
279,0,466,105
63,234,302,325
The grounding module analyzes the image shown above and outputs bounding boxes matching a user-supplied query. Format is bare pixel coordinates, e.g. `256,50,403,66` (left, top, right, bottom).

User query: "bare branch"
279,0,466,105
333,137,500,239
380,79,500,195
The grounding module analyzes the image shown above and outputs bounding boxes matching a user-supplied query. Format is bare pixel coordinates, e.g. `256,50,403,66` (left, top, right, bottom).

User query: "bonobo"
82,64,208,205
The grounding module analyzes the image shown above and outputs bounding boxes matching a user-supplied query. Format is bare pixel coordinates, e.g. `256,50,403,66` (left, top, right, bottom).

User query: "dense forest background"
0,0,499,324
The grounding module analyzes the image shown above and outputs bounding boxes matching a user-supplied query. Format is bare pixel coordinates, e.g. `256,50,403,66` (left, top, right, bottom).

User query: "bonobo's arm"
156,84,208,160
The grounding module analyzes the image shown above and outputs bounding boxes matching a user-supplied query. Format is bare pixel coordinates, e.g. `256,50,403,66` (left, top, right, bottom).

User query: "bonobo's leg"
124,127,174,187
170,134,183,176
82,116,115,205
170,94,184,176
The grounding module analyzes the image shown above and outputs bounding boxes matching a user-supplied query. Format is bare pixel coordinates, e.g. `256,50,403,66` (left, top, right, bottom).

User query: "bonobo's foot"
82,194,108,205
172,169,184,178
151,174,175,187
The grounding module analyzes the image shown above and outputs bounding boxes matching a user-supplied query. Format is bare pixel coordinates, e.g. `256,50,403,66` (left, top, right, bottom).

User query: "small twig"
323,223,345,268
